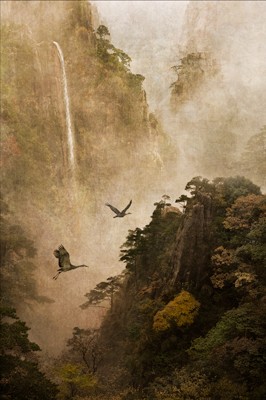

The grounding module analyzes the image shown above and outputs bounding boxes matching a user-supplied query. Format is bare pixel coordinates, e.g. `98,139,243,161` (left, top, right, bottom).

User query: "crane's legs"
53,271,61,280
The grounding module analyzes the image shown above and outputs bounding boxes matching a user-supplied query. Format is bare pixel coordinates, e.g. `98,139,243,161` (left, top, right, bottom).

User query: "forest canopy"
71,176,266,400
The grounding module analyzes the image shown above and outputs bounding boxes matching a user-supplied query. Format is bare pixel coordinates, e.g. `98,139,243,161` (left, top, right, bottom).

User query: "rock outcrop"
171,192,214,289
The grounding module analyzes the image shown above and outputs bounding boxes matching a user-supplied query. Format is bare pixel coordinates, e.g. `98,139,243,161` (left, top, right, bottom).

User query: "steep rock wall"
171,193,214,289
169,1,266,181
0,0,176,354
1,0,172,210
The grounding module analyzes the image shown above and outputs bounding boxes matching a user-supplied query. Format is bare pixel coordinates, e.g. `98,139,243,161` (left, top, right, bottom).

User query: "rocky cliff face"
169,1,266,182
95,176,265,397
93,189,217,392
1,0,94,42
171,192,214,290
1,0,176,354
1,0,171,211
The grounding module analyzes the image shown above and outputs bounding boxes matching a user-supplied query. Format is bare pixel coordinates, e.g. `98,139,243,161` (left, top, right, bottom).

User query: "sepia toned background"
1,0,265,360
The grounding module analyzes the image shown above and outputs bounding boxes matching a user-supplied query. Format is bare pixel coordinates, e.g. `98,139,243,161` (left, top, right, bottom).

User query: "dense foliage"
0,307,58,400
1,2,265,399
76,177,265,399
50,326,102,399
153,291,200,333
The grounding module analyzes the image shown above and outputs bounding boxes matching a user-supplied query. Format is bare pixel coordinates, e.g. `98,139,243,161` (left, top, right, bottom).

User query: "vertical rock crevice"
171,193,214,290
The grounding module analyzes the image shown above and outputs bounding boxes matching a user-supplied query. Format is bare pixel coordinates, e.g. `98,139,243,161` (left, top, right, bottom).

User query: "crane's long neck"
72,264,89,269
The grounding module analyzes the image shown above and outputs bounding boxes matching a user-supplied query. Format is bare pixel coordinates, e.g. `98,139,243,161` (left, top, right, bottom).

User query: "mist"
94,0,266,189
92,1,188,111
1,0,266,359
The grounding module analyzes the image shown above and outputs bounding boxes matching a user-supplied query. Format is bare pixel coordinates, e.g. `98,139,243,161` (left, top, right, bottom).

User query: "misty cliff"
0,0,176,354
84,176,266,399
168,1,266,188
1,0,173,213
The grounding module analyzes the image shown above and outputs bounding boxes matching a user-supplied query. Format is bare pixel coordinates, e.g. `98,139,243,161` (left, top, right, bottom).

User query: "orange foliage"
224,194,266,231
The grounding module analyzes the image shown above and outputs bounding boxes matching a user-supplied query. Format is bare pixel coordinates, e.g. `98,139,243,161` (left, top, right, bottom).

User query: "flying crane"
53,245,89,280
105,200,132,218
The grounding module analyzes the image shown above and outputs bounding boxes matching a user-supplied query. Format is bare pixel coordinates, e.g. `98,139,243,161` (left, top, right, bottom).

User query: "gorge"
1,1,266,399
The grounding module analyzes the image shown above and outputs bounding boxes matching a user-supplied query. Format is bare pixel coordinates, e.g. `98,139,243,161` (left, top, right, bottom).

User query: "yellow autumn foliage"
153,291,200,333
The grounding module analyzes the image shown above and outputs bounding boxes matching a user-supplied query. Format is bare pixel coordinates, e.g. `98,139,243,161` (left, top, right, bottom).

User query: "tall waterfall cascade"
53,41,76,172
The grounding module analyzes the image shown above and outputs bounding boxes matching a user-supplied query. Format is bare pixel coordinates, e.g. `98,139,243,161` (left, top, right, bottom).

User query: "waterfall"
53,41,75,172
